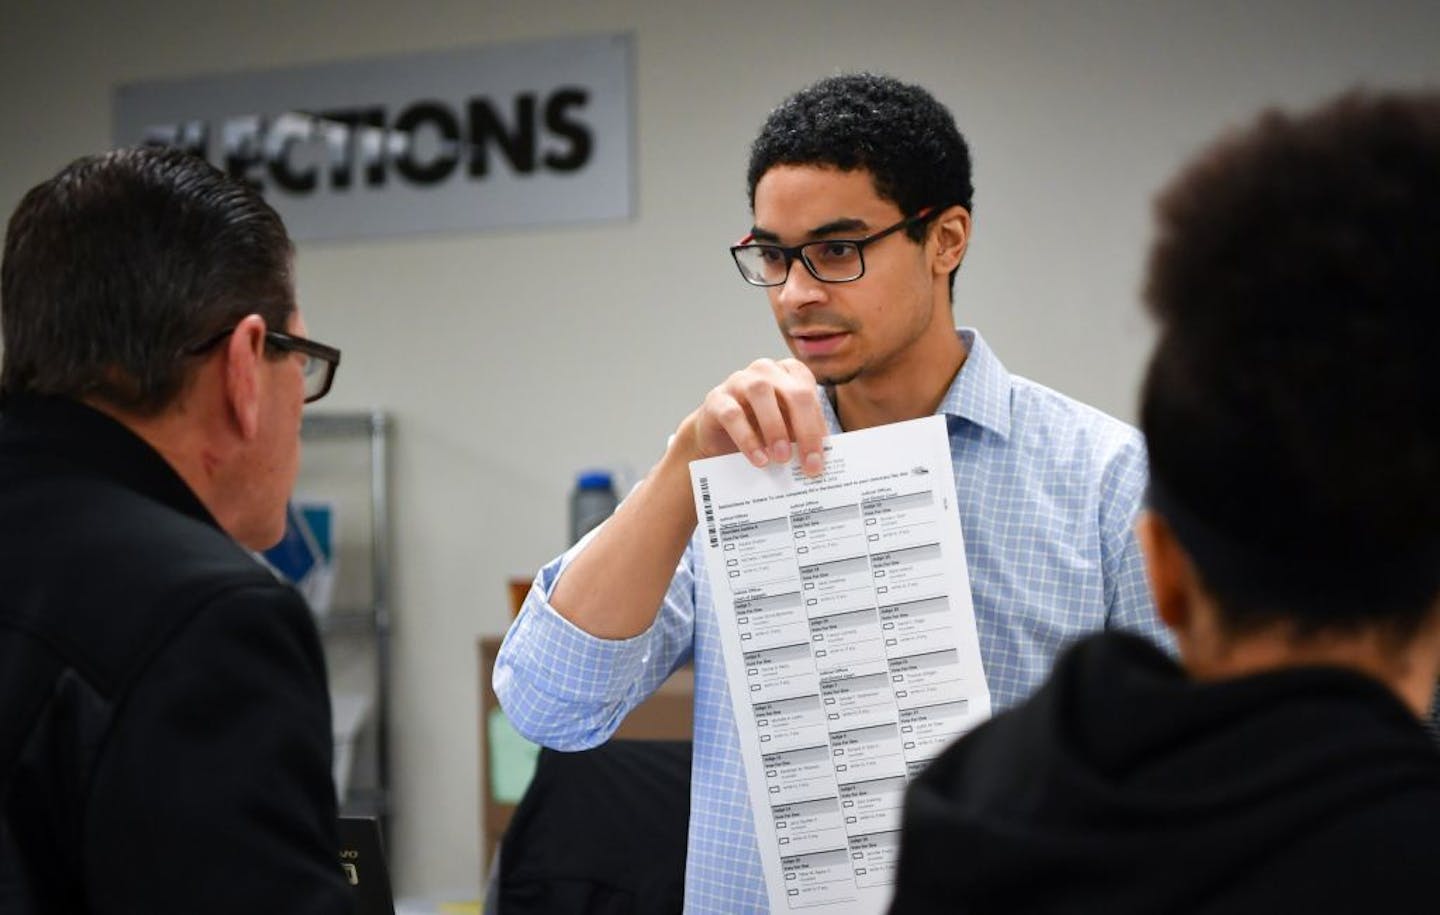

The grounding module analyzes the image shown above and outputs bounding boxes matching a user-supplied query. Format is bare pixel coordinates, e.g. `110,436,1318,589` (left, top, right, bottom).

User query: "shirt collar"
820,327,1013,440
939,327,1013,439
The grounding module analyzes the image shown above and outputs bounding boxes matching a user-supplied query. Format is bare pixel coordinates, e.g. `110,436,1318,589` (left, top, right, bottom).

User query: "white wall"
3,0,1437,897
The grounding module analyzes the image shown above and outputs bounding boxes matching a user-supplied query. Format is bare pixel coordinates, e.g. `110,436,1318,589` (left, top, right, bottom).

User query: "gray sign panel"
113,34,633,241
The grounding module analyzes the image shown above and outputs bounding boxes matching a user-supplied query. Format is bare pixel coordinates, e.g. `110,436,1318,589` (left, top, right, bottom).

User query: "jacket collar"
0,394,221,531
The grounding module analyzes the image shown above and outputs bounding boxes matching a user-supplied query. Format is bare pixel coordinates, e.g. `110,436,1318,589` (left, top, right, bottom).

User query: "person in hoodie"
890,89,1440,914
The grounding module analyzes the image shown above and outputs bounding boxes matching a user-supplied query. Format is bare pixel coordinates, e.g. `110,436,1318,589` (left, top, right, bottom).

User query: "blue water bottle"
569,470,619,545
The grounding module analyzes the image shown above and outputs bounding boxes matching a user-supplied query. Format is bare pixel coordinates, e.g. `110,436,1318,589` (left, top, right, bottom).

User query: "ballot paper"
689,415,992,913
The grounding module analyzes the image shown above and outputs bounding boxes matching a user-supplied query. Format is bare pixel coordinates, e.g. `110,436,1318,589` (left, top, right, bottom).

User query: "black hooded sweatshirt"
890,631,1440,914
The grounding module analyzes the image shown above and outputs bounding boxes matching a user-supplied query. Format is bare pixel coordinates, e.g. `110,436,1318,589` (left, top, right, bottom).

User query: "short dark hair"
1141,89,1440,637
1,145,294,414
746,73,974,292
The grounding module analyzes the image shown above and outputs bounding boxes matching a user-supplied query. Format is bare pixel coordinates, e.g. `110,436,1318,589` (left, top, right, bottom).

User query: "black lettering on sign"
222,115,266,192
267,115,318,193
146,85,601,198
358,106,388,187
394,100,461,185
316,108,363,190
543,88,592,172
468,94,537,177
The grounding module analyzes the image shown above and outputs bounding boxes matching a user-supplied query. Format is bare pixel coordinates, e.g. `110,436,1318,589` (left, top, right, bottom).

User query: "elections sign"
113,34,634,241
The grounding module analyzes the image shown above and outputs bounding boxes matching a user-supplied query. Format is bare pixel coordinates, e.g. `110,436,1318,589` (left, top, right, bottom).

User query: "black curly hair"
747,73,974,292
1141,89,1440,637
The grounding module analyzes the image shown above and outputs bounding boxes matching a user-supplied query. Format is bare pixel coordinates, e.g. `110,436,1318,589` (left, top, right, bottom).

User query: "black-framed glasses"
187,327,341,403
730,207,935,287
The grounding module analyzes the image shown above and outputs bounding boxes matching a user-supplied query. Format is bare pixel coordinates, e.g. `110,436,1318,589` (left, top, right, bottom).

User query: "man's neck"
83,394,234,534
1184,612,1440,720
833,325,967,431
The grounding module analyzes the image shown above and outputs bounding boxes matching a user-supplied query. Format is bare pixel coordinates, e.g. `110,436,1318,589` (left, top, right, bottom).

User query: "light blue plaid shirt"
495,329,1165,912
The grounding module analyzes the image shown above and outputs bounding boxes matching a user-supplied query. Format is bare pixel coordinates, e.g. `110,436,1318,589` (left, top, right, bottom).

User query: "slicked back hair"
1,145,294,415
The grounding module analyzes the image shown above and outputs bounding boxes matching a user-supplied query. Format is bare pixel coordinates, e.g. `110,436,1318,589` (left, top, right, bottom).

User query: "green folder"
487,707,540,804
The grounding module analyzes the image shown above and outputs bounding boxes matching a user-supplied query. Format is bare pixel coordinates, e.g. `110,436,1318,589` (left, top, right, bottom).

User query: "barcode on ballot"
700,476,717,547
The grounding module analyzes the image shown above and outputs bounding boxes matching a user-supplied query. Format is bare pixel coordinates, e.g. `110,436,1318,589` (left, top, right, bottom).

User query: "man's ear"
1137,510,1196,634
929,204,971,277
224,314,268,442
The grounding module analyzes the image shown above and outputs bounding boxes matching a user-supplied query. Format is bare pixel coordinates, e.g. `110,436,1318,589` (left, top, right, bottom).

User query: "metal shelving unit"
297,411,392,835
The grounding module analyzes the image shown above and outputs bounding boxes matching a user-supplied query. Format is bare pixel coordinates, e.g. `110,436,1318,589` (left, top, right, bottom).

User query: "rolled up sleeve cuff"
493,542,662,749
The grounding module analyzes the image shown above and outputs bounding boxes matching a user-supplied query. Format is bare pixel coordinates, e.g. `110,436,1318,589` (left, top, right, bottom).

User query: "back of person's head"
1,145,294,415
1142,89,1440,639
746,72,975,237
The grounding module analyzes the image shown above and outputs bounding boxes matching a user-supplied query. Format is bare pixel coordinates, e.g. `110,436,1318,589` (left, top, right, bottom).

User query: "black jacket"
499,740,691,913
0,396,352,914
891,631,1440,914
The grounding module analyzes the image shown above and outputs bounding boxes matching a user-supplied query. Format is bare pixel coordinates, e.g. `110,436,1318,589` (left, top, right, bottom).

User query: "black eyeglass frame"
186,327,342,404
730,207,937,288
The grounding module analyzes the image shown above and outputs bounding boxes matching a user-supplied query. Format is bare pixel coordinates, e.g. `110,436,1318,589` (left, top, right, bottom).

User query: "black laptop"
338,816,397,915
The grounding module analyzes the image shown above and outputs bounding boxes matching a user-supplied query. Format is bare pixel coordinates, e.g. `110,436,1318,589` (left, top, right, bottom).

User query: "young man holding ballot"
496,73,1164,912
